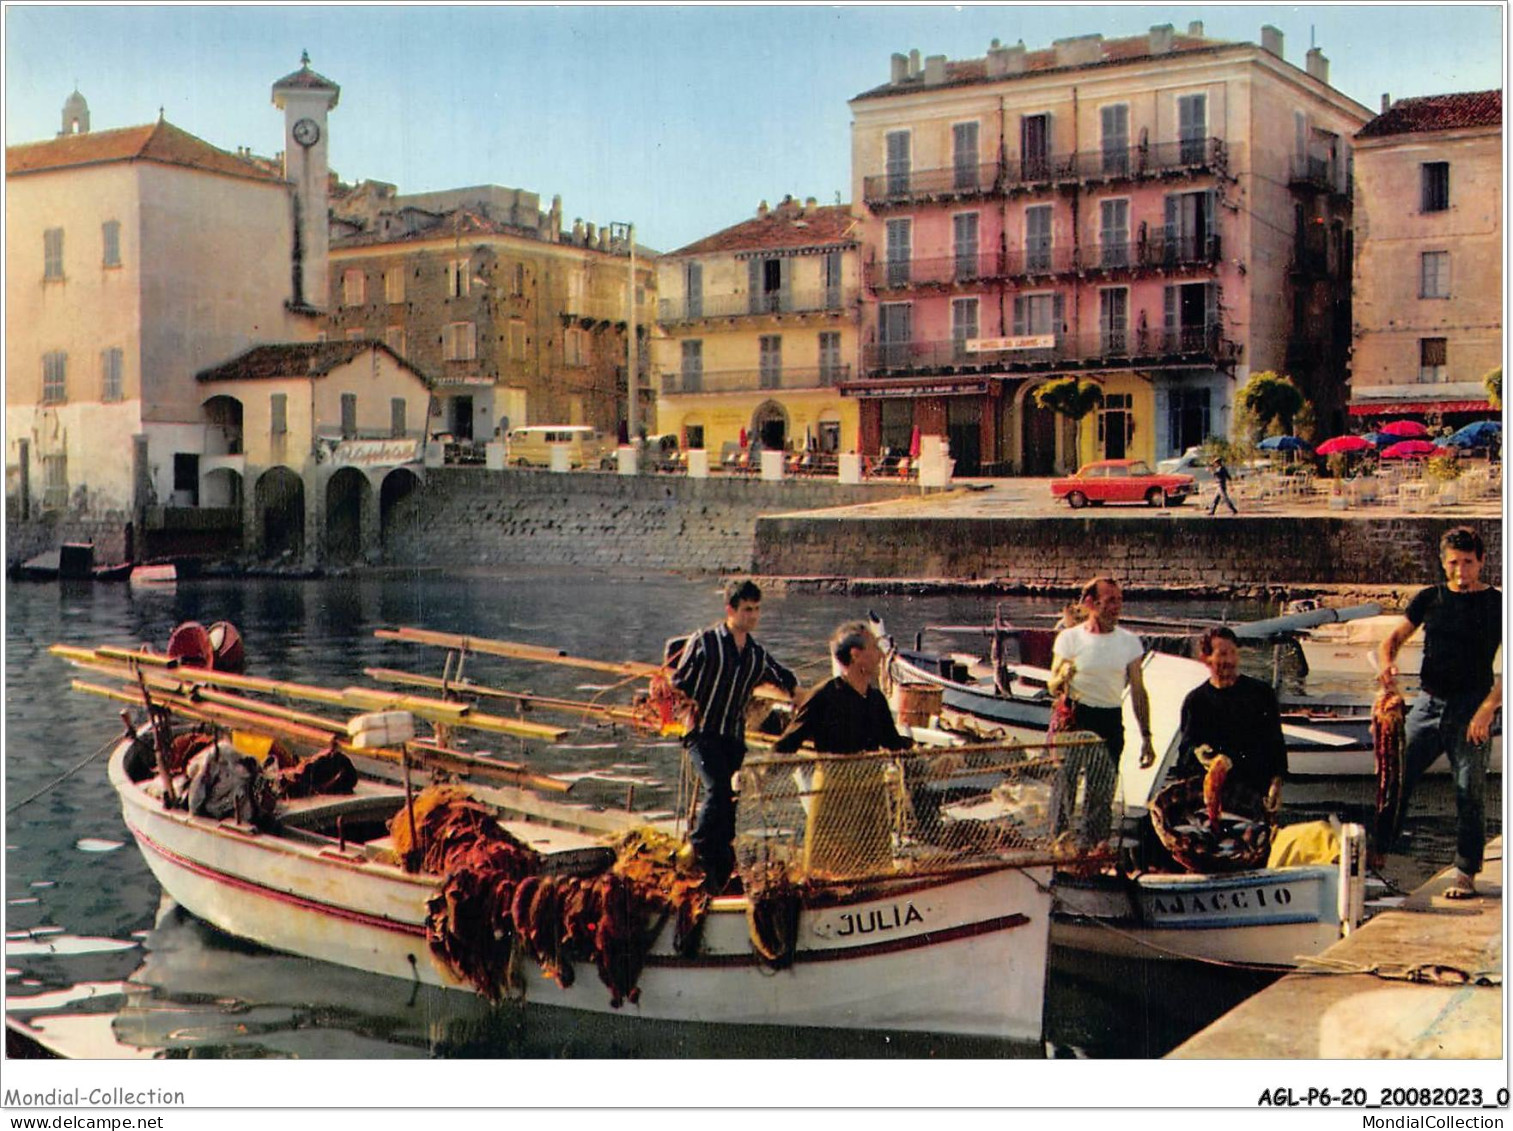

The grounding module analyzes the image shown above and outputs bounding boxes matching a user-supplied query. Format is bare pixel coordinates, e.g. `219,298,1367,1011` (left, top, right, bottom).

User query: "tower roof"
272,50,340,109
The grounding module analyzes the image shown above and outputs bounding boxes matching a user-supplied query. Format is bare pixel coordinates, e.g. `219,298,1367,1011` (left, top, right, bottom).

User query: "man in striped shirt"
673,579,798,893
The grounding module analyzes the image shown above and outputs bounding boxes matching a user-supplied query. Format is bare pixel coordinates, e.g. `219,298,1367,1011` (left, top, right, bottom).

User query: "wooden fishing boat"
1298,614,1423,679
59,631,1093,1043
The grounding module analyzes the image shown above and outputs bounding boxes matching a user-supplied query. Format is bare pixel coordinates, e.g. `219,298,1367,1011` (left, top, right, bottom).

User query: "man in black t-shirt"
1378,525,1503,898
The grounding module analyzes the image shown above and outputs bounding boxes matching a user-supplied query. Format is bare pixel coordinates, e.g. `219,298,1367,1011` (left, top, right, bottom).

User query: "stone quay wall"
382,469,913,572
752,514,1504,593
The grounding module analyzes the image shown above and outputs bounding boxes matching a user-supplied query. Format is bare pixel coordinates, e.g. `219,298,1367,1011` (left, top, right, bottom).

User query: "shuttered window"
42,351,67,403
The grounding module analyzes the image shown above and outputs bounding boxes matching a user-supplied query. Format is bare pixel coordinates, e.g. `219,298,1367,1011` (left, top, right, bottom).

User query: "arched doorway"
255,467,304,560
202,467,243,510
1019,382,1059,475
325,467,372,565
379,467,422,560
751,400,789,451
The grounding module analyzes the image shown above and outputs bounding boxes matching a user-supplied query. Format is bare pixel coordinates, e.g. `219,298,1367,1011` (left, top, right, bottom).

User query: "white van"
505,426,613,469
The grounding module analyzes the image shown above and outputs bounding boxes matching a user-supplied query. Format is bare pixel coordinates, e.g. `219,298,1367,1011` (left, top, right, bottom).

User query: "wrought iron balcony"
861,325,1236,376
1288,155,1350,196
660,364,852,395
862,139,1227,208
657,288,855,323
863,235,1220,292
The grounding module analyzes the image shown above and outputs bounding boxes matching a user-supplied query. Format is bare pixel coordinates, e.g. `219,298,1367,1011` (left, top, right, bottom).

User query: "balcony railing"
1288,154,1350,196
661,364,852,395
657,288,854,323
863,138,1227,206
861,326,1234,375
864,235,1220,291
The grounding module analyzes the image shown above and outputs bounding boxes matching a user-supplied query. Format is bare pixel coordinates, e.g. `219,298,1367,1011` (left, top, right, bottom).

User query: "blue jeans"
687,734,746,889
1209,481,1237,515
1396,692,1492,875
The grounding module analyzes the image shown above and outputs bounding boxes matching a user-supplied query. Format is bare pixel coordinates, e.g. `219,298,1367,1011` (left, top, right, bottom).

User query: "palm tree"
1033,377,1103,469
1238,371,1307,439
1485,366,1501,410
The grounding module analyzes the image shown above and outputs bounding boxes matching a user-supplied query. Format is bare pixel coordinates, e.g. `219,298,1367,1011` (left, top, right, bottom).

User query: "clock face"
292,117,321,147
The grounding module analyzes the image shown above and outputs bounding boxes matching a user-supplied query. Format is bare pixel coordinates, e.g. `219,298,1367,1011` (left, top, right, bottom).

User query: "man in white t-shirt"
1048,577,1154,841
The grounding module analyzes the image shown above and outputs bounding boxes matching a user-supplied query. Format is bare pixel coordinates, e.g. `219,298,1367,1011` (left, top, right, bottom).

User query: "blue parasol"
1441,420,1502,448
1257,435,1310,452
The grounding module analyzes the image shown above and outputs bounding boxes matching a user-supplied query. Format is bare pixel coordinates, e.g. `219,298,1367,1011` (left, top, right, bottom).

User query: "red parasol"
1315,435,1374,455
1380,439,1440,459
1379,420,1430,439
738,426,748,448
908,426,922,459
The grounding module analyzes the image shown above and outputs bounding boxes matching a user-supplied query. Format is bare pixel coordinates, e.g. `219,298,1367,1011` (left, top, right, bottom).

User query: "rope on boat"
7,734,120,814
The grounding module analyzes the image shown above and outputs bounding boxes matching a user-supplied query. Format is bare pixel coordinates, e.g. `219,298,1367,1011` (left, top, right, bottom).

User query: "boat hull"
1051,865,1346,968
111,743,1052,1040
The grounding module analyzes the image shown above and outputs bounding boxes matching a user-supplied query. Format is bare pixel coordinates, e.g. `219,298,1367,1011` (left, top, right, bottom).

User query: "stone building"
1349,90,1502,425
653,196,862,459
845,23,1370,473
324,183,655,447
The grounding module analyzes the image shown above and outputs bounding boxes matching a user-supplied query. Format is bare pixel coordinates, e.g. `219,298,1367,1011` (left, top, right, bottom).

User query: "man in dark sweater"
1175,626,1287,804
774,622,912,876
1377,525,1502,898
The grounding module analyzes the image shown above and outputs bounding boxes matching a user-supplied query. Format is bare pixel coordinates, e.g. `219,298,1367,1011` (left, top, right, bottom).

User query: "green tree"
1237,371,1308,439
1484,366,1501,409
1033,377,1103,469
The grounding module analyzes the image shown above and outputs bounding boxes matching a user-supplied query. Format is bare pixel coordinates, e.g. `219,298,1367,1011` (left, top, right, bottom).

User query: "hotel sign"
332,439,423,468
964,335,1056,352
848,381,990,398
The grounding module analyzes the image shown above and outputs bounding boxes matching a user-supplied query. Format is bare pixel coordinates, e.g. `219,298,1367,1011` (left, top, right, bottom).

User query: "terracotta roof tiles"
667,202,858,257
1357,90,1501,138
197,341,427,386
6,119,285,184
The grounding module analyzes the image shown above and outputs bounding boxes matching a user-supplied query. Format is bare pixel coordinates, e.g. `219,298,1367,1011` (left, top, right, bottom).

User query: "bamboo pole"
363,666,651,725
72,679,571,793
376,627,665,678
51,644,567,741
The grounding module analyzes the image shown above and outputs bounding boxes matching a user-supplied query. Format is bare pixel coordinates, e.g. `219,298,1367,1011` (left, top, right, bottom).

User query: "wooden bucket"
891,682,944,728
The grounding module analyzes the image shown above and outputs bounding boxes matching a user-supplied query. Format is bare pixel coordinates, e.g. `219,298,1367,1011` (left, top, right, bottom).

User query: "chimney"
584,221,596,247
924,54,946,85
986,38,1008,78
804,196,818,211
1187,20,1204,37
1261,25,1283,58
572,218,584,243
890,52,908,83
1149,24,1174,55
1004,40,1027,75
1054,34,1103,68
1381,93,1392,113
1306,47,1329,83
757,200,769,219
908,48,921,76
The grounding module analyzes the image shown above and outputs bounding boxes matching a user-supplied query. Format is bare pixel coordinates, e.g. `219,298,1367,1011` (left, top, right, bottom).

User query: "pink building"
845,23,1371,474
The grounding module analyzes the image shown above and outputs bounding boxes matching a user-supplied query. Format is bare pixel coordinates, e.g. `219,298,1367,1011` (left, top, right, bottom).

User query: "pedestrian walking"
1375,525,1502,898
1208,456,1238,515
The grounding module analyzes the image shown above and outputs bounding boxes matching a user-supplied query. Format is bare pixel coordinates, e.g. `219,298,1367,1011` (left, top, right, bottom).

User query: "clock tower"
272,51,340,311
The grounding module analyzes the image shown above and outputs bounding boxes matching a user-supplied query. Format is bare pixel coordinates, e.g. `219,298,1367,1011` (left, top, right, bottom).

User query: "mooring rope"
7,734,120,814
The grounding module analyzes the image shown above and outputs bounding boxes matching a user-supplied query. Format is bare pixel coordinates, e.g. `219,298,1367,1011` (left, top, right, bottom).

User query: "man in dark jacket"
1175,626,1287,805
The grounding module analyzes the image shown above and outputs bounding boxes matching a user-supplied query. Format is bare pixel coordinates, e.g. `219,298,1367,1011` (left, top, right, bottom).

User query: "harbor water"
4,570,1493,1059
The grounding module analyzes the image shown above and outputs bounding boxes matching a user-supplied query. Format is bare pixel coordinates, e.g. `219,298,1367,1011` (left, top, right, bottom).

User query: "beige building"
654,197,861,460
846,23,1371,472
196,342,432,562
1350,90,1502,423
5,58,347,561
326,183,655,446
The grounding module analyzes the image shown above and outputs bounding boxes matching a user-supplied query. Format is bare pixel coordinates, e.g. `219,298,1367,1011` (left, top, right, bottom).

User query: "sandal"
1443,872,1478,900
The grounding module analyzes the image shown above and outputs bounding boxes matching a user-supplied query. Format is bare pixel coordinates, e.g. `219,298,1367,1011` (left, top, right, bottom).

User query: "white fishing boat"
1298,614,1422,678
103,730,1067,1041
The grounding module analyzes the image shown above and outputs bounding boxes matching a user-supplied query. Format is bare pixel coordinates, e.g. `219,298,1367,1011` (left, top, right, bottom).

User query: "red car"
1050,458,1197,508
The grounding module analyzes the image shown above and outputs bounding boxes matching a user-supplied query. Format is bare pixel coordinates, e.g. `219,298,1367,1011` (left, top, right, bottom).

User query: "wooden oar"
376,626,665,678
51,644,567,741
363,666,653,726
375,625,791,704
72,678,571,794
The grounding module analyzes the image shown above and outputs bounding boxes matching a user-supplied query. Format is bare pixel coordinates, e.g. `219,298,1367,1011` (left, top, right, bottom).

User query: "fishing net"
732,735,1114,887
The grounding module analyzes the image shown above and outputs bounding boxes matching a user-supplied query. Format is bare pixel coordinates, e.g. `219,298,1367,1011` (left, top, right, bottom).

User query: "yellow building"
654,197,861,460
1350,91,1502,424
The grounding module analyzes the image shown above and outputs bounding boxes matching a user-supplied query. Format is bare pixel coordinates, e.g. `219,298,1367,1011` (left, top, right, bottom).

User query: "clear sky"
4,3,1505,253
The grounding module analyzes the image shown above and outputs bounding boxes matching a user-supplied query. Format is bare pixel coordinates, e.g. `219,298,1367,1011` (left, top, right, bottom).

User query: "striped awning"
1348,399,1492,415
